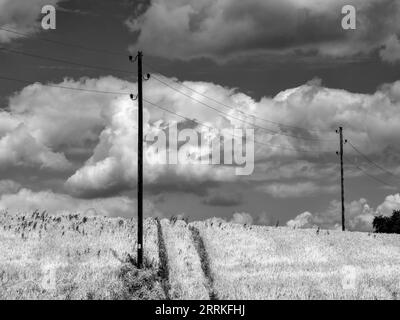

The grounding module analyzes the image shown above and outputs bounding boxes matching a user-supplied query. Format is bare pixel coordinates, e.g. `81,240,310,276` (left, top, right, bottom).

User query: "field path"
189,225,218,300
155,218,171,299
161,220,209,299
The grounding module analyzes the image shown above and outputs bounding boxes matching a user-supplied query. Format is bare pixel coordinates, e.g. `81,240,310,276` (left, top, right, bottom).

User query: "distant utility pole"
129,51,150,268
336,126,347,231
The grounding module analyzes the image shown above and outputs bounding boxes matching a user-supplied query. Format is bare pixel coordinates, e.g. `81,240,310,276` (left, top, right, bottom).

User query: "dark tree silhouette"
373,210,400,234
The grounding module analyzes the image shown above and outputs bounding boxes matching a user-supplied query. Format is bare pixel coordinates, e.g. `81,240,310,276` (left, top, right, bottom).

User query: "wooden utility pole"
130,51,148,268
336,126,345,231
137,51,144,267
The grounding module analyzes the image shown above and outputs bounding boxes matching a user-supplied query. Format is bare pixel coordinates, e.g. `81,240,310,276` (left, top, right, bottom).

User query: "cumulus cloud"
266,79,400,157
287,211,314,229
0,77,131,171
0,0,60,43
128,0,400,62
64,94,239,198
4,75,400,200
228,211,271,225
230,212,253,225
0,124,71,170
0,188,163,218
376,194,400,216
2,76,247,198
8,77,127,150
288,194,400,231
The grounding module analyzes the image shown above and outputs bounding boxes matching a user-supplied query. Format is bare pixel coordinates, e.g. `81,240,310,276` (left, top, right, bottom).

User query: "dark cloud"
128,0,400,62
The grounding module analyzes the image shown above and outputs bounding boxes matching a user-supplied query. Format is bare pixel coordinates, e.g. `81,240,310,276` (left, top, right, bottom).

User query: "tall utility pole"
137,51,144,268
336,126,346,231
130,51,149,268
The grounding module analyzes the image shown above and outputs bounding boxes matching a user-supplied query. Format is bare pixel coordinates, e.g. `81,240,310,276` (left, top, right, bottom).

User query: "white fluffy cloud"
0,188,163,218
2,76,244,197
229,211,271,226
3,76,400,199
64,93,238,197
0,77,131,171
8,77,127,149
128,0,400,62
376,194,400,216
0,0,60,43
287,194,400,231
230,212,253,225
0,124,71,170
287,211,314,229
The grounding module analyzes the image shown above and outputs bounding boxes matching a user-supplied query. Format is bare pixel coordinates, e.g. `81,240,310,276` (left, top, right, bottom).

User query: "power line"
0,36,333,146
145,62,328,135
143,97,326,156
146,73,334,144
0,27,126,57
344,155,396,189
1,44,332,145
0,75,129,95
347,140,400,181
0,27,342,143
0,47,133,76
149,72,331,142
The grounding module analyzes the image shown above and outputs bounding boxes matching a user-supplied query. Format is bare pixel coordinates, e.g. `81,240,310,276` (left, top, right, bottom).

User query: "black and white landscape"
1,0,400,300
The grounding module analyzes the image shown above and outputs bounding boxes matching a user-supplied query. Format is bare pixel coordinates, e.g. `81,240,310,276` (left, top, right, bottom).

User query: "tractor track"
189,225,219,300
155,218,171,299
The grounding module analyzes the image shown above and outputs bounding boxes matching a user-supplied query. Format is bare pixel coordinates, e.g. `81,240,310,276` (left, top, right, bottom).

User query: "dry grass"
0,211,163,300
191,219,400,300
3,211,400,300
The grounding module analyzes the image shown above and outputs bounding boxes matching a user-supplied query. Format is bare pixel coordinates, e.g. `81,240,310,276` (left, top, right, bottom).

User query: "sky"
1,0,400,231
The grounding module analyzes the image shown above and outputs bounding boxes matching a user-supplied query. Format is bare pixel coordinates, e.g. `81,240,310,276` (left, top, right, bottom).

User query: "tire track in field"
189,225,219,300
155,218,171,299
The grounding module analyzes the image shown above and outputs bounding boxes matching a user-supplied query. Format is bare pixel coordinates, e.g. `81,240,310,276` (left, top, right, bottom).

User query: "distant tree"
373,210,400,234
373,215,391,233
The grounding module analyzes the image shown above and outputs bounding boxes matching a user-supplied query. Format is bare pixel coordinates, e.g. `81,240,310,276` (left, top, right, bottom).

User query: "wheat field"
191,219,400,299
0,211,163,299
1,212,400,300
